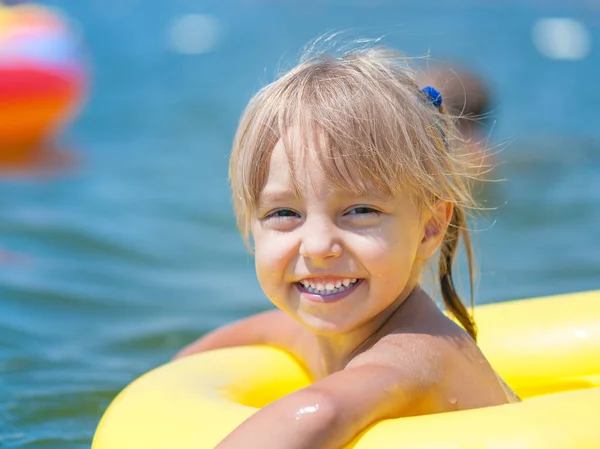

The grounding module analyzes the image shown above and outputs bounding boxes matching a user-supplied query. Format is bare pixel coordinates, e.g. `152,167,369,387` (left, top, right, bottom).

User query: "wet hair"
229,46,481,340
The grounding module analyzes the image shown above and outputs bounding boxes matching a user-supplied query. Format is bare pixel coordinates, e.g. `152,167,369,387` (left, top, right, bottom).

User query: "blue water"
1,1,599,447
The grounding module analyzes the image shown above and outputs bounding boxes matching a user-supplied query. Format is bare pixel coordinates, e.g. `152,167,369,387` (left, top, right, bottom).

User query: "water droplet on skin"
295,404,320,421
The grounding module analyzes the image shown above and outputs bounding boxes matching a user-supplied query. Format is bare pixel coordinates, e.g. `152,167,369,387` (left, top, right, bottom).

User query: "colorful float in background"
0,2,88,170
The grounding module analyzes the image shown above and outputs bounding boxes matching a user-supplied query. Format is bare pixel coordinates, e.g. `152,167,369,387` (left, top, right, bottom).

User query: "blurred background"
0,0,598,447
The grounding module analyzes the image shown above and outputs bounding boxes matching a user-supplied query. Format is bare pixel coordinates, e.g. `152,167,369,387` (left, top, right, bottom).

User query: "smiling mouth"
295,278,363,302
298,278,359,294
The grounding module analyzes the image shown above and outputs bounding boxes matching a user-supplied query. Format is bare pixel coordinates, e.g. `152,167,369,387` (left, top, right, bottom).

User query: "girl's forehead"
262,136,328,194
272,124,361,177
279,123,324,160
266,129,352,186
262,134,397,203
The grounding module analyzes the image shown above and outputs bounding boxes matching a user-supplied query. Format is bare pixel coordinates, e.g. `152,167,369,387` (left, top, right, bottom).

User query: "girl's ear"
416,201,453,260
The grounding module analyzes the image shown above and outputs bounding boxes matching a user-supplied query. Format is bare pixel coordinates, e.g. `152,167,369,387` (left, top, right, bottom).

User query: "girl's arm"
215,357,435,449
173,309,301,360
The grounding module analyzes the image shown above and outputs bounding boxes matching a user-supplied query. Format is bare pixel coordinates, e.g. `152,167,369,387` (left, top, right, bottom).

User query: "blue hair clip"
421,86,443,109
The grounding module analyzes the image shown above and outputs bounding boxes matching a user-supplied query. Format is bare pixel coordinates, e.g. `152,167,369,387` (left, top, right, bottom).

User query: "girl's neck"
312,283,424,378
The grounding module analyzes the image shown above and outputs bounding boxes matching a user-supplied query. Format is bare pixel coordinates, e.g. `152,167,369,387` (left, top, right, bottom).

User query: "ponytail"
438,207,477,341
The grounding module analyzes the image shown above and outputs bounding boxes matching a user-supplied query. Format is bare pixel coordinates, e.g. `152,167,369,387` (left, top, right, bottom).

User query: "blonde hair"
229,46,480,340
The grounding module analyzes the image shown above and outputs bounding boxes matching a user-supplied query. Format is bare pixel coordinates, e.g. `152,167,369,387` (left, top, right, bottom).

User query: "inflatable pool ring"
93,290,600,448
0,3,87,167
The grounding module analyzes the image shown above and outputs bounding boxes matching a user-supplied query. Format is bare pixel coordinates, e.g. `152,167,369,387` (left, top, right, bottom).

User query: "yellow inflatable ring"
93,290,600,449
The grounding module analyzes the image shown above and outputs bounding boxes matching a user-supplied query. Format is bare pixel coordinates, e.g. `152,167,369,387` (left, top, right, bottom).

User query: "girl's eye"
346,206,380,215
266,209,301,219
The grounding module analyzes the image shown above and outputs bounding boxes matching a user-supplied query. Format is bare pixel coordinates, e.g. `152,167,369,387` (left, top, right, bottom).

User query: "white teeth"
298,278,360,296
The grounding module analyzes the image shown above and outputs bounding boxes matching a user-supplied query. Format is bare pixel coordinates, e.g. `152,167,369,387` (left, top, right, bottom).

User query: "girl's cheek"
255,237,289,268
353,239,390,260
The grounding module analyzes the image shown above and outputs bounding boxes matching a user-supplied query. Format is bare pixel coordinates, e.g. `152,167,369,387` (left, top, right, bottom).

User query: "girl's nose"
299,216,343,263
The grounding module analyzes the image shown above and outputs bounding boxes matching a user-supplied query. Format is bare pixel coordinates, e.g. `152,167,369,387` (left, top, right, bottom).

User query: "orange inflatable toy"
0,3,87,169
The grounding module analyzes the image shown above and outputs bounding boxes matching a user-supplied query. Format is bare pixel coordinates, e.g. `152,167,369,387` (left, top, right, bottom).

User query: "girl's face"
251,131,445,335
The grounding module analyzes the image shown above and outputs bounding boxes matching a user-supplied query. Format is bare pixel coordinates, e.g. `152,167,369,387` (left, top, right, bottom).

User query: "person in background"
417,64,495,175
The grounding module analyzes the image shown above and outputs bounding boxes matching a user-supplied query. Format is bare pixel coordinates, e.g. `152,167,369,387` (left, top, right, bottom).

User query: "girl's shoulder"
348,331,449,384
349,323,512,410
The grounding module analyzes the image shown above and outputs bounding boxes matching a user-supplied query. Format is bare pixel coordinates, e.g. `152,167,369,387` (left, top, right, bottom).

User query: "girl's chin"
297,314,358,336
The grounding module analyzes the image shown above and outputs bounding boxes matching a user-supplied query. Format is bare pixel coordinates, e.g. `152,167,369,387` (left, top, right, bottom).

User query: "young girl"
176,46,517,449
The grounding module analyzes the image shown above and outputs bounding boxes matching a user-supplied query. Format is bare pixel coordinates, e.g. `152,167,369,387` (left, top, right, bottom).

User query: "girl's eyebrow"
258,190,395,207
258,190,299,207
335,190,394,202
